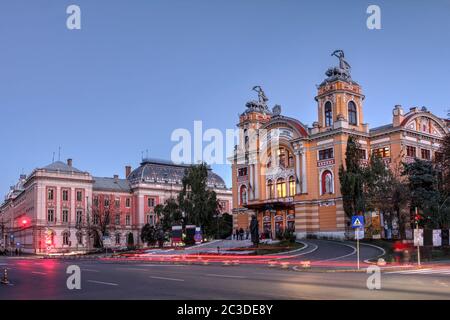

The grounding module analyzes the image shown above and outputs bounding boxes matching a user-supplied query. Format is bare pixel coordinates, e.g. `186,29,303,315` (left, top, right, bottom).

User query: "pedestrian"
235,228,239,240
245,228,249,240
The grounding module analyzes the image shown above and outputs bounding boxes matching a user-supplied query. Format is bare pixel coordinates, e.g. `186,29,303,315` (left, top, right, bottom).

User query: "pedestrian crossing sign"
351,215,364,229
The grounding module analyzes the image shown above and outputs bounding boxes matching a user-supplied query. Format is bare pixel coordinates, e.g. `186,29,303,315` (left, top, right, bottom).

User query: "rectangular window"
421,149,431,160
126,215,131,226
319,148,334,160
125,198,131,208
76,211,82,224
373,147,390,158
406,146,416,157
47,189,54,201
147,198,155,207
62,190,69,201
62,209,69,223
104,198,110,207
93,197,99,207
356,149,366,160
115,214,120,225
115,199,120,208
238,167,248,177
76,191,83,202
47,209,54,222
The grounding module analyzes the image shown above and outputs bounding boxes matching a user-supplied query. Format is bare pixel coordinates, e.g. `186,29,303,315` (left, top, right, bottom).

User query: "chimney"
393,105,404,127
113,174,119,181
125,166,132,178
67,159,73,167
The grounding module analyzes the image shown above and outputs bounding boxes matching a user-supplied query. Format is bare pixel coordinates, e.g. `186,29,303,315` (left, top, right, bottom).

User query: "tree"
177,163,220,238
140,223,157,246
402,159,441,228
339,136,366,223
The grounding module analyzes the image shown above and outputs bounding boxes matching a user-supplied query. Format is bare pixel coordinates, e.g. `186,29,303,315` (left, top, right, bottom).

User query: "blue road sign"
351,215,365,229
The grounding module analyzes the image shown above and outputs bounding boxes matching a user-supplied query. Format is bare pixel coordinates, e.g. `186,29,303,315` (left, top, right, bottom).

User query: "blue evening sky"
1,0,449,194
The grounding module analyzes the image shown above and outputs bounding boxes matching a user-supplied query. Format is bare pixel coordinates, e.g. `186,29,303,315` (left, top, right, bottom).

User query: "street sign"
414,229,424,246
102,236,112,248
355,229,364,240
432,230,442,247
194,227,202,244
351,216,364,229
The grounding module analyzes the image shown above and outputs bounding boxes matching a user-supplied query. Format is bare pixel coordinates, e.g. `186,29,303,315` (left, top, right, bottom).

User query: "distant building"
231,51,449,240
0,158,232,254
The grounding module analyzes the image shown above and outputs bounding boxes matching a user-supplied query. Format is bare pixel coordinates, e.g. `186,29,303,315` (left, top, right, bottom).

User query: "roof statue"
243,86,272,115
323,50,356,85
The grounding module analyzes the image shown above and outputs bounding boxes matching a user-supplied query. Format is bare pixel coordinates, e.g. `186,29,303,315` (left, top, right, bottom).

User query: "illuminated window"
278,148,286,167
373,147,390,158
348,101,357,125
267,180,273,199
240,185,247,205
321,170,333,195
289,176,296,196
324,101,333,127
276,178,286,198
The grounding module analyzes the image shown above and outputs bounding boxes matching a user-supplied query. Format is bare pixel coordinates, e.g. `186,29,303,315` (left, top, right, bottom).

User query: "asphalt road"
0,240,449,300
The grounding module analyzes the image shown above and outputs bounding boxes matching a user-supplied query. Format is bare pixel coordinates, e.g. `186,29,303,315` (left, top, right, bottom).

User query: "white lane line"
206,273,246,279
386,269,433,274
135,264,186,267
273,242,319,260
83,269,100,273
116,268,149,272
87,280,119,286
266,241,309,256
31,271,47,275
318,242,356,262
361,242,386,263
149,276,185,282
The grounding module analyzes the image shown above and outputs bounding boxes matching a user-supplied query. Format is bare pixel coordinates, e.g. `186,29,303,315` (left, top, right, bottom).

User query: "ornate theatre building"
231,50,449,240
0,158,232,254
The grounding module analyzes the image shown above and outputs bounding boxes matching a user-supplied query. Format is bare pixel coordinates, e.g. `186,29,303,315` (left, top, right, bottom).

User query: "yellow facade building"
231,51,450,240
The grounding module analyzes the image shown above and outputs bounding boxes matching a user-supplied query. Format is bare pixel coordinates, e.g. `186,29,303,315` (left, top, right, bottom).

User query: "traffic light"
20,217,29,228
414,213,422,222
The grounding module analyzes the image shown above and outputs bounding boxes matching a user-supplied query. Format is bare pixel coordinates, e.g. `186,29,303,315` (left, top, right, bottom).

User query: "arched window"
276,178,286,198
240,185,247,205
76,232,83,245
321,170,333,195
324,101,333,127
278,147,286,167
348,101,357,125
115,233,121,245
267,180,274,199
63,232,70,246
289,176,296,196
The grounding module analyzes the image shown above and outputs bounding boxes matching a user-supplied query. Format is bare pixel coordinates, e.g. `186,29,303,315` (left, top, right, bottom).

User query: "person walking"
239,228,244,241
245,228,250,240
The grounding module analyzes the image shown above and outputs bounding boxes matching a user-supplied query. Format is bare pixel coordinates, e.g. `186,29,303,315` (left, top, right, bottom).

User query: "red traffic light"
21,218,29,226
414,214,422,221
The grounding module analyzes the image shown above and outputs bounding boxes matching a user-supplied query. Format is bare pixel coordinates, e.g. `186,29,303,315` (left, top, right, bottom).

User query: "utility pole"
415,207,421,267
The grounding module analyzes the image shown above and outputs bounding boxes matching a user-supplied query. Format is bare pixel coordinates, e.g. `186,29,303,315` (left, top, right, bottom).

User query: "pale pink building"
0,158,232,254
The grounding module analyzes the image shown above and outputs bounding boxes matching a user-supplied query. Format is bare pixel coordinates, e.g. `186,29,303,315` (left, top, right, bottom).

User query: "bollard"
223,260,231,266
280,262,290,269
232,260,240,266
202,259,209,265
1,269,9,285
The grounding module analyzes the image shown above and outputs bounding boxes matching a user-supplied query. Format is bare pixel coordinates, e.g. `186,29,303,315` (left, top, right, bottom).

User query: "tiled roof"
369,124,393,133
93,177,131,192
41,161,83,173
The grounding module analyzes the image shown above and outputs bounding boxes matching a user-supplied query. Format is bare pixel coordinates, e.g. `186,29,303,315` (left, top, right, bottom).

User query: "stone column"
300,147,308,193
295,151,301,194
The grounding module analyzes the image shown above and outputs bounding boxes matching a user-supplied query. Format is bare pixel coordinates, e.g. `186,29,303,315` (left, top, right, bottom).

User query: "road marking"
206,273,246,279
149,276,184,282
87,280,119,286
31,271,47,275
318,242,356,262
385,268,450,276
135,264,186,267
83,269,100,273
116,268,149,272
